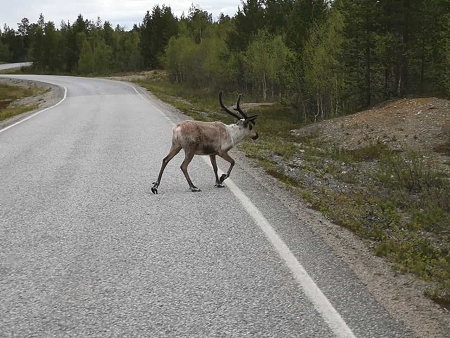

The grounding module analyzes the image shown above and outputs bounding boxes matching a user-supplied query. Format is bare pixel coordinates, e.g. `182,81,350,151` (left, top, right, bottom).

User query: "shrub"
376,151,442,192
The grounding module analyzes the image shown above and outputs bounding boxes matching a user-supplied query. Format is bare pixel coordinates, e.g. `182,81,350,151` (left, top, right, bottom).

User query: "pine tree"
139,5,178,69
78,39,94,74
17,18,31,60
339,0,382,109
0,37,11,62
41,21,62,71
185,4,212,44
226,0,265,52
30,24,44,69
264,0,293,35
286,0,329,54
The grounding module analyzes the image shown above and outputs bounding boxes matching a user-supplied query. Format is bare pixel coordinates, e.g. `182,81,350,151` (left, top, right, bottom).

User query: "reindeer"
151,91,258,194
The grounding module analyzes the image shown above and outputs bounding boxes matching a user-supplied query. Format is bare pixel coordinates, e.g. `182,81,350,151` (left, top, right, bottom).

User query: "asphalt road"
0,74,413,337
0,63,32,72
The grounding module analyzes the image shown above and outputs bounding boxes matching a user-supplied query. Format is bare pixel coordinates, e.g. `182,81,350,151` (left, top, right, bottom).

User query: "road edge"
132,81,450,338
0,78,66,132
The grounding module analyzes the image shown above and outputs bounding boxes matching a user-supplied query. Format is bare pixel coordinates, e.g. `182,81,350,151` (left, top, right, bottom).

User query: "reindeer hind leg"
151,145,182,194
181,150,200,192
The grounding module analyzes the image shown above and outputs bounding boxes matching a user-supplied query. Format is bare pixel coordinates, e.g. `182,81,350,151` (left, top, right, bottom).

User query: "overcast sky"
0,0,242,31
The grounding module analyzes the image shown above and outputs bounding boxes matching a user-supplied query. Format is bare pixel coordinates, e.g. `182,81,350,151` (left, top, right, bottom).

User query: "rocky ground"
2,77,449,337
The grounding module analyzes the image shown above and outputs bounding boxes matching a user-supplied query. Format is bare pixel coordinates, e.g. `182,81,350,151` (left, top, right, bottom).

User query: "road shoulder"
136,83,450,338
0,77,64,130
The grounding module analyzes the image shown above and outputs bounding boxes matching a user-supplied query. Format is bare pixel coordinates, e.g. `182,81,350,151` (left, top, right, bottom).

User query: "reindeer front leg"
210,155,225,188
152,145,182,194
218,152,235,184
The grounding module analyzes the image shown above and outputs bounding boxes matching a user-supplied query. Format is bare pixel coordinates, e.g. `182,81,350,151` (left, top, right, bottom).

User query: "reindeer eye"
249,125,253,130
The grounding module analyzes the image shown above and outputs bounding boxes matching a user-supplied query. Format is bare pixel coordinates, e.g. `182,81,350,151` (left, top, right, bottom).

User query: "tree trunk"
365,44,371,107
262,71,267,101
320,97,324,121
315,96,320,122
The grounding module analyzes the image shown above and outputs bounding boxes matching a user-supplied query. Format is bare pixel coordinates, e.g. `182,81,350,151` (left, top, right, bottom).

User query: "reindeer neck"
227,123,246,146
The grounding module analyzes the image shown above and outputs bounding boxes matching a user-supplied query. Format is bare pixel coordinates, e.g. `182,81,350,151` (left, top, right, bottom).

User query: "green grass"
330,142,390,163
135,75,450,309
0,65,35,75
0,105,39,121
136,77,232,121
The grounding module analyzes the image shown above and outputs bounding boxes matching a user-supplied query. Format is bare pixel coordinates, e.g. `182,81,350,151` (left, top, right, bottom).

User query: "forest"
1,0,450,122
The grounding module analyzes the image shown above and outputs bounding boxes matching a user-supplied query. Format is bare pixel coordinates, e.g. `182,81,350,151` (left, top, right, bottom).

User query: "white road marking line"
0,83,67,134
131,84,355,336
126,83,182,124
214,170,357,338
226,181,357,337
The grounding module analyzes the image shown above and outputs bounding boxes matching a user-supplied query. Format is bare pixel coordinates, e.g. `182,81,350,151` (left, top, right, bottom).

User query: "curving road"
0,74,413,337
0,62,33,72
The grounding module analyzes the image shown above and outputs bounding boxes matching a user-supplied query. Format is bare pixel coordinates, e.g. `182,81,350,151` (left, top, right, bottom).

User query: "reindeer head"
219,91,259,140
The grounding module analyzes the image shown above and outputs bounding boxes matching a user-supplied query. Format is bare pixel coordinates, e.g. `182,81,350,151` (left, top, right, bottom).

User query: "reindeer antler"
235,94,257,124
234,94,248,119
219,91,241,120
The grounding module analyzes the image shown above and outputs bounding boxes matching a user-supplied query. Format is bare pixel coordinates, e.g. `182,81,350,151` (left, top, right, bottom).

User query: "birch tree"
245,30,291,100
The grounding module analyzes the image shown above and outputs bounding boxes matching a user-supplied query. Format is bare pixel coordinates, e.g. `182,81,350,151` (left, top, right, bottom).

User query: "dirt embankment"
296,97,450,173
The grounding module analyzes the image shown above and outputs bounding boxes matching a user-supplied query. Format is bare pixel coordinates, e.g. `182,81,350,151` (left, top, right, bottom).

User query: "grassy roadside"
136,75,450,309
0,82,48,122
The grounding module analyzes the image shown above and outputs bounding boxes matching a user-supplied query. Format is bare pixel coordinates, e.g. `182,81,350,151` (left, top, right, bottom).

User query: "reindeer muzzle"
252,133,259,140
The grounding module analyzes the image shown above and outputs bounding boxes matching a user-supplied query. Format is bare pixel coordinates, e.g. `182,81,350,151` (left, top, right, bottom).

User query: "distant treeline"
1,0,450,121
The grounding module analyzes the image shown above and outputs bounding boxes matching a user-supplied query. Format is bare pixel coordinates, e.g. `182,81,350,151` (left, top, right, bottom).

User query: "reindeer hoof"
151,182,159,194
215,183,225,188
190,186,201,192
219,174,228,183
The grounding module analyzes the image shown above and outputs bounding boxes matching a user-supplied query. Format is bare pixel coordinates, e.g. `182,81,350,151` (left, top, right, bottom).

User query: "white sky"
0,0,242,31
